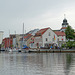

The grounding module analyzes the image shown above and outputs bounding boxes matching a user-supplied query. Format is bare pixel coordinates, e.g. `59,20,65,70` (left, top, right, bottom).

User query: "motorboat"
21,48,29,53
21,45,29,53
0,48,5,51
12,48,18,52
8,48,12,52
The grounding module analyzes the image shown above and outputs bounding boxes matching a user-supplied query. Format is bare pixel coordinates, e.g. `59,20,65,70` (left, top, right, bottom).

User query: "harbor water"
0,52,75,75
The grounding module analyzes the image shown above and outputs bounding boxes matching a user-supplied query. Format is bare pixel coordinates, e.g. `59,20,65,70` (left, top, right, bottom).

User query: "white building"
34,27,58,48
0,31,4,44
54,31,66,47
0,31,3,50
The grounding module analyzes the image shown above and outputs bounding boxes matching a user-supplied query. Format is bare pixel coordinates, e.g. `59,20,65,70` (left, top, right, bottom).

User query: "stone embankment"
29,48,75,53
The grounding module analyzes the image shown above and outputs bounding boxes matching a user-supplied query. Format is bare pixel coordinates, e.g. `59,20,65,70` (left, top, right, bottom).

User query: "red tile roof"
54,31,66,36
35,27,50,36
61,27,67,29
19,34,32,41
24,34,31,39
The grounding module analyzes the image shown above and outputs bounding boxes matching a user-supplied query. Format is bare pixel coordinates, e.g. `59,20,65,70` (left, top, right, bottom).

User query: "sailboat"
12,31,18,52
21,23,29,53
8,30,12,52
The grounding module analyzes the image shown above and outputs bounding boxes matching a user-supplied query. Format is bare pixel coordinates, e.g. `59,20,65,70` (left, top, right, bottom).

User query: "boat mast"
23,23,24,46
15,31,16,48
9,30,10,48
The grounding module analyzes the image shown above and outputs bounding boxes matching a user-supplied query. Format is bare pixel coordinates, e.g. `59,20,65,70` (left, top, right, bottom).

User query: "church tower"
62,18,69,27
60,15,69,32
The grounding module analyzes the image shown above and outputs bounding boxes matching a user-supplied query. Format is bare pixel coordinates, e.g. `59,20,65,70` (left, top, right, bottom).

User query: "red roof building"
2,37,13,48
54,31,66,36
34,27,58,48
35,27,50,36
24,34,31,39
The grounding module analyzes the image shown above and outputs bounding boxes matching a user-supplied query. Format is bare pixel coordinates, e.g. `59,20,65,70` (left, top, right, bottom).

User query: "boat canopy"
22,45,29,49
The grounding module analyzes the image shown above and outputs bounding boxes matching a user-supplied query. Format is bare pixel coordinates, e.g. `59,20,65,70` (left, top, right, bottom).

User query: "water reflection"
0,52,75,75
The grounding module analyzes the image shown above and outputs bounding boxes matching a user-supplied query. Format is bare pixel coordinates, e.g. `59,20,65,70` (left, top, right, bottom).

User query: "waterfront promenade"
29,48,75,53
0,48,75,53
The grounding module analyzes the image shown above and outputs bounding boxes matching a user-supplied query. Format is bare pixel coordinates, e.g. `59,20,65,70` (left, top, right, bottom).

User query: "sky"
0,0,75,38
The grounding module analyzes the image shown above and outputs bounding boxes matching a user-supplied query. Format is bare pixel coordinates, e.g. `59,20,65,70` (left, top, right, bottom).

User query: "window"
46,38,48,41
49,32,50,36
53,38,54,41
58,38,59,42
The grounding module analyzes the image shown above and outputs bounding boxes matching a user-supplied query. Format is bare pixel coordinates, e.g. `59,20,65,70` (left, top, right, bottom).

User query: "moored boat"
12,48,18,52
21,48,29,53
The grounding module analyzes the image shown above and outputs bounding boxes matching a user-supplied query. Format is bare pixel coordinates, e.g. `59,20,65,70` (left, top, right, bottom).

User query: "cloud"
0,0,75,38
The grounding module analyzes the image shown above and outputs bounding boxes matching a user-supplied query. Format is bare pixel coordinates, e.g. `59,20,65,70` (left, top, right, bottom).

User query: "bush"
61,44,65,48
73,41,75,48
66,41,75,49
61,41,75,49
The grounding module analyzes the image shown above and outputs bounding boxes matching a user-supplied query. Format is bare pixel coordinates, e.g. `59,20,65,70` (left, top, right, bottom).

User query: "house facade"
19,29,39,48
2,37,13,48
10,34,23,48
34,27,58,48
19,34,34,48
54,31,66,47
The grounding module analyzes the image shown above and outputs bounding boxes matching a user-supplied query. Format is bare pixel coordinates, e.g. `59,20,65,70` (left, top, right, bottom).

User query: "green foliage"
66,41,73,49
62,41,75,49
72,41,75,47
65,26,75,40
1,44,4,47
61,44,66,48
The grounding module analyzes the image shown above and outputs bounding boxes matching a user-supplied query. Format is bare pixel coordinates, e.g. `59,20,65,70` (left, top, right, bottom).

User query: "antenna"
64,14,66,19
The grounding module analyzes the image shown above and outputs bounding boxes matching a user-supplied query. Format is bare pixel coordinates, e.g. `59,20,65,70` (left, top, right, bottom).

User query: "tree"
74,32,75,41
65,26,75,40
73,41,75,48
66,41,73,49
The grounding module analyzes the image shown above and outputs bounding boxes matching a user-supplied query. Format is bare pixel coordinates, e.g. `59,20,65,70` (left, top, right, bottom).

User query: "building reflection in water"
0,52,75,75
